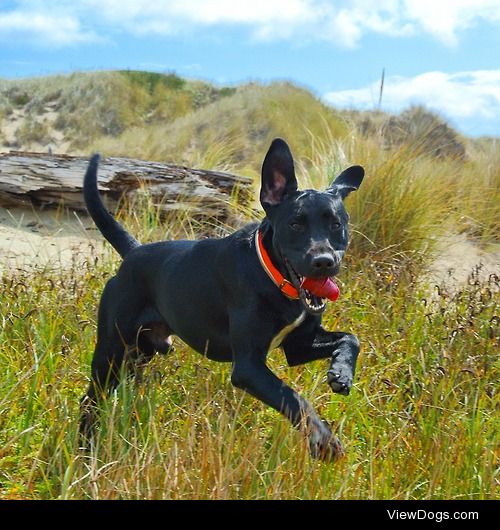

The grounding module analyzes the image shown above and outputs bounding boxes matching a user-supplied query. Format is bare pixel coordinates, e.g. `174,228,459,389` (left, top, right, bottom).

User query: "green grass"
0,69,498,499
0,241,497,499
0,174,498,499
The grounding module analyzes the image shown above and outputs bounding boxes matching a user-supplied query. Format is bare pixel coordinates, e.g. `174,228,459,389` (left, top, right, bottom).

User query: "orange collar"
255,229,300,300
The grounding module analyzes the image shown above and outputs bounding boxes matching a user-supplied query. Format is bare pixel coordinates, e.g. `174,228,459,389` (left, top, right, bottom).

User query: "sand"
0,206,104,273
0,205,497,295
426,233,499,291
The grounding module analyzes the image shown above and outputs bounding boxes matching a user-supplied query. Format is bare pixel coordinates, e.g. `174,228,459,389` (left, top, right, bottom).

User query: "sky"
1,0,500,137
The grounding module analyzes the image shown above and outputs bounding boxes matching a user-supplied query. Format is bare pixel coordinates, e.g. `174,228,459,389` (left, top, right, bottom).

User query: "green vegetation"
0,211,497,499
120,70,188,92
0,70,498,499
0,71,237,149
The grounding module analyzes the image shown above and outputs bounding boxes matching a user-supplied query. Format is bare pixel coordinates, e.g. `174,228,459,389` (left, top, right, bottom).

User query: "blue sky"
1,1,500,137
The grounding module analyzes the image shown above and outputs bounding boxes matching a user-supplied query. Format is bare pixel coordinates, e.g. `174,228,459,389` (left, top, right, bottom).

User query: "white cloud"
2,0,500,48
0,7,97,46
80,0,319,39
323,69,500,134
403,0,500,46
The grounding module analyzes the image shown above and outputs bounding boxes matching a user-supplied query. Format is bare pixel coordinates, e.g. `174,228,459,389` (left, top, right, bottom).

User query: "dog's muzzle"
284,259,329,315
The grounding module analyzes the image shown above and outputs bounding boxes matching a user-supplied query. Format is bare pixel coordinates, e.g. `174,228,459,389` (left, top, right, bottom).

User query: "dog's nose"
311,254,335,273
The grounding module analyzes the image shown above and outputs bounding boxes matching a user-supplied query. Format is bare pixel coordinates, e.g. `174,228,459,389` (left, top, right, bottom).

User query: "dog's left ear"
260,138,298,211
328,165,364,199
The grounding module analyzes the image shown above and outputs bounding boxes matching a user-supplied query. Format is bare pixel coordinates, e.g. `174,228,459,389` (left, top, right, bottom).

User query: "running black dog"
80,138,364,460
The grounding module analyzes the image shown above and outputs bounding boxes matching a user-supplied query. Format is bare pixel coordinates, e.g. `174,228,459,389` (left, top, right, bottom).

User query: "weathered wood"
0,151,254,219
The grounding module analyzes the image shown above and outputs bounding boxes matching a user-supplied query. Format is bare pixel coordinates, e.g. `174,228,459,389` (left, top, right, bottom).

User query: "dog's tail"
84,154,140,258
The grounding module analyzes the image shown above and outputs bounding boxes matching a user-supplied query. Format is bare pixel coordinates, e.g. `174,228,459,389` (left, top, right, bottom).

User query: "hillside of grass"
0,70,498,272
0,70,236,152
2,70,487,169
91,81,351,172
0,72,348,171
2,70,498,248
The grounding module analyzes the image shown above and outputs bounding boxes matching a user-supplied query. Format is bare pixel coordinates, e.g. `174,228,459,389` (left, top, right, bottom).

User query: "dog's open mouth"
284,259,327,315
301,290,327,315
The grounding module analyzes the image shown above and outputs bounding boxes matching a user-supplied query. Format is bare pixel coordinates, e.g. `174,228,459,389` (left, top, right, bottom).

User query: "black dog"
80,138,364,460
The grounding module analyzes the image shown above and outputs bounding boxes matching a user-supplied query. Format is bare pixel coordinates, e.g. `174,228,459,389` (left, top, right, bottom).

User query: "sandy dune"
0,206,104,272
0,205,497,294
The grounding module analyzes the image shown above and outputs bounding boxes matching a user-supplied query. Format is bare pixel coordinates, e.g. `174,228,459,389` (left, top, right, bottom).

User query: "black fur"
84,154,140,258
80,139,364,460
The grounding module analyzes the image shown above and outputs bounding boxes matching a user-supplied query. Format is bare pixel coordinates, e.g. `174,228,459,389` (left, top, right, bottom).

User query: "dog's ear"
328,165,364,199
260,138,298,211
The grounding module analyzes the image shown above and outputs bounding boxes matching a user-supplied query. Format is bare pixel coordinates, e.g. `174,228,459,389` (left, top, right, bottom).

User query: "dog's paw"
307,417,344,462
327,368,352,396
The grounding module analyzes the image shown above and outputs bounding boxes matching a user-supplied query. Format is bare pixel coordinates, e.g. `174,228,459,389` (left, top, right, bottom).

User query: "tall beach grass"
0,71,498,500
0,138,498,498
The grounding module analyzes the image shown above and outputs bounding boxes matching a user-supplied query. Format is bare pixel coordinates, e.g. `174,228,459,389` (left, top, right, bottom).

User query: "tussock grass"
300,135,446,258
0,241,497,499
0,164,498,499
0,70,498,499
296,133,498,260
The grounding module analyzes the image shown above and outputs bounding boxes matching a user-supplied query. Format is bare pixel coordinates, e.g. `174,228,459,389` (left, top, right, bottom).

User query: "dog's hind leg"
79,336,125,444
79,278,145,445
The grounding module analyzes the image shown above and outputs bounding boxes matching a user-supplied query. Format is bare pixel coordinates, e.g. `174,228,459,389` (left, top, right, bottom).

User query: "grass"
1,70,498,247
0,240,497,499
0,70,498,499
91,81,349,173
0,152,498,498
0,71,237,151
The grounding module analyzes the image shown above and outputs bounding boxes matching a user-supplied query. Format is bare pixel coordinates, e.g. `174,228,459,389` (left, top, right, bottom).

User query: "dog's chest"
268,311,306,351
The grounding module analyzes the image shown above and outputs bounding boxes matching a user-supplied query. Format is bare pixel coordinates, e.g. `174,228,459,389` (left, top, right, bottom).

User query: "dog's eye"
290,221,304,231
322,211,340,229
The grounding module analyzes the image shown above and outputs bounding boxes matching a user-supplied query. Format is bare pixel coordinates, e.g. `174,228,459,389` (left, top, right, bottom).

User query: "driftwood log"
0,151,254,220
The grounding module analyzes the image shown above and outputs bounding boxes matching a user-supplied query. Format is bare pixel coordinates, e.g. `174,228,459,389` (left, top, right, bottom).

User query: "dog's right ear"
260,138,298,212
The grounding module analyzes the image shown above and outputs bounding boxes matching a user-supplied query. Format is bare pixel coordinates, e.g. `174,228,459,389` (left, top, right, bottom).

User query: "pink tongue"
301,277,340,301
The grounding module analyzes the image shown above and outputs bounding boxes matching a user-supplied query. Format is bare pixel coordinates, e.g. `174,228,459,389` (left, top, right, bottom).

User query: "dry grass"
91,82,349,174
0,242,497,499
0,70,498,500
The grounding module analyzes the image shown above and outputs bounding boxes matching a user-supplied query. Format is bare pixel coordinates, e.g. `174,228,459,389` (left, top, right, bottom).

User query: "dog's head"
260,138,364,314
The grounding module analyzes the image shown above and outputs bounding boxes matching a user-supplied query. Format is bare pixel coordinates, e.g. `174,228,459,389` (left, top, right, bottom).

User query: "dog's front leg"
283,321,360,395
229,314,343,461
325,331,360,395
231,354,343,460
